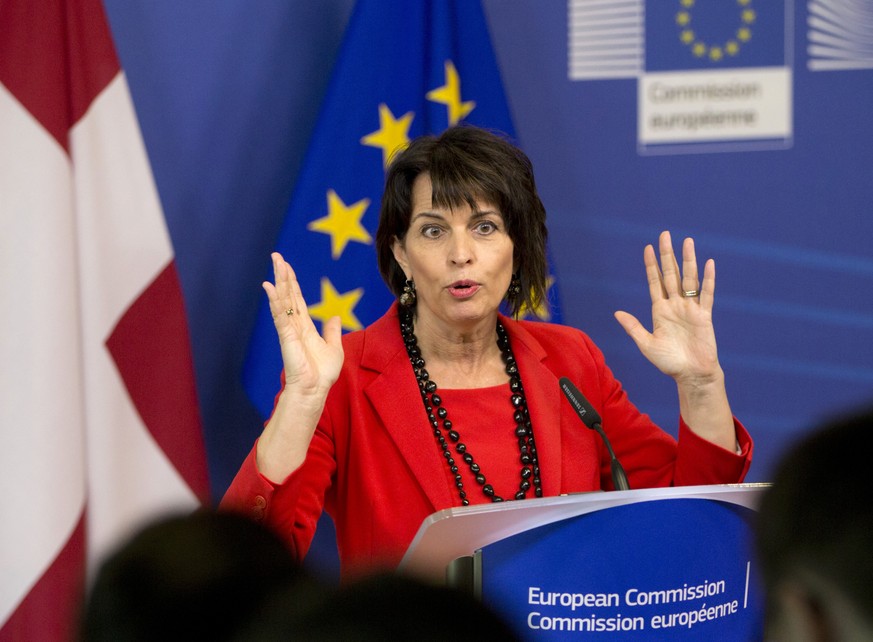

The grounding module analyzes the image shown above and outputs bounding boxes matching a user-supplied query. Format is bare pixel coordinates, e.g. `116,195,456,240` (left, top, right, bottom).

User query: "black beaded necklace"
400,308,543,505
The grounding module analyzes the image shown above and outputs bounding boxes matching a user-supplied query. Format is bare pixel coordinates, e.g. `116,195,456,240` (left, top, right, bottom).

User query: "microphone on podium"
559,377,631,491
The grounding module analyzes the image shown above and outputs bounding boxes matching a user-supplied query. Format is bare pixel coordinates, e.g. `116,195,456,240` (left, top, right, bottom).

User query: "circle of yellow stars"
675,0,756,62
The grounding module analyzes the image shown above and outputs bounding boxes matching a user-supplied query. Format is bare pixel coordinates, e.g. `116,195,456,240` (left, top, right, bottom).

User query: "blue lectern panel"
480,498,763,641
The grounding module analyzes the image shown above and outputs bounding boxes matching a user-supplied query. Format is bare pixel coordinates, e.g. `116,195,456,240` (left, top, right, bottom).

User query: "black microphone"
559,377,631,491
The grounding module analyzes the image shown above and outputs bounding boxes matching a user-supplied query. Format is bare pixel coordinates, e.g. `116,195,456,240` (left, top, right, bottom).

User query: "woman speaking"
221,125,752,578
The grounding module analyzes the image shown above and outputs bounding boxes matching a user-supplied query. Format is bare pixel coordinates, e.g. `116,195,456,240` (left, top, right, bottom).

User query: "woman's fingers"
265,256,288,322
267,252,311,322
322,315,344,349
658,231,683,297
614,310,650,352
681,237,700,297
648,232,708,303
644,244,668,302
283,256,308,318
274,252,295,313
699,257,716,311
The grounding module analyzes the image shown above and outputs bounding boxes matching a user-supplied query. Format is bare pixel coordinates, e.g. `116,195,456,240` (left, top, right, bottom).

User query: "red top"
435,384,530,502
221,304,753,579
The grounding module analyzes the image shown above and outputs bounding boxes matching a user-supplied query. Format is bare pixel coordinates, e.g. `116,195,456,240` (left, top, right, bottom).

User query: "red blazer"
221,303,752,578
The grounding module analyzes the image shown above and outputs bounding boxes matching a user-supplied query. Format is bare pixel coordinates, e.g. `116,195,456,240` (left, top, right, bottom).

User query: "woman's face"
392,173,514,330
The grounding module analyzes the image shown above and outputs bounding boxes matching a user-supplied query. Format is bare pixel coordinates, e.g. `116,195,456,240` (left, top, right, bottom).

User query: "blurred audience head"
234,570,522,641
755,405,873,641
79,508,320,641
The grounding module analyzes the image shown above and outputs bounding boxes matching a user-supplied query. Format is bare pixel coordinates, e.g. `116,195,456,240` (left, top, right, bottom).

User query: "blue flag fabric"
243,0,562,419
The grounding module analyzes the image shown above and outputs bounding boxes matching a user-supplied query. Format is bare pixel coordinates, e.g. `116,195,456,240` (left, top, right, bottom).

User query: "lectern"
400,483,768,640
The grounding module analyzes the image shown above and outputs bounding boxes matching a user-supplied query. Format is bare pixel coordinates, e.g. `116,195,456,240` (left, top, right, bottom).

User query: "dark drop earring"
506,273,521,303
399,279,417,307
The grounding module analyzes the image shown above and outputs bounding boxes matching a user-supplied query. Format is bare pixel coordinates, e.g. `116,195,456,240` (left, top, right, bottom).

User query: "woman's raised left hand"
614,230,719,386
615,230,735,450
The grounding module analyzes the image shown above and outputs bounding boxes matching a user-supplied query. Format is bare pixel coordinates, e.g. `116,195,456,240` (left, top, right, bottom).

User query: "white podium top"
399,483,770,581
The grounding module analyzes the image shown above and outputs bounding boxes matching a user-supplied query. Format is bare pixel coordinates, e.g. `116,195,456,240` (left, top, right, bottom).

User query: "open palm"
264,252,344,397
615,232,722,386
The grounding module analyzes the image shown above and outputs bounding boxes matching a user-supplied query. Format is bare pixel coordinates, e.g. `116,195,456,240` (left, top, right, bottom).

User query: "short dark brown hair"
375,125,549,318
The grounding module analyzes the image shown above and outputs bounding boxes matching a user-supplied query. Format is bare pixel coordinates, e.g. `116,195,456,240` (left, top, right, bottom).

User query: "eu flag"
243,0,562,419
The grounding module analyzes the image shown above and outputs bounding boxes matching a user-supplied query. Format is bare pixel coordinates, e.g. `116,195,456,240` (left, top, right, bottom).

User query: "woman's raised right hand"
256,252,344,481
264,252,344,396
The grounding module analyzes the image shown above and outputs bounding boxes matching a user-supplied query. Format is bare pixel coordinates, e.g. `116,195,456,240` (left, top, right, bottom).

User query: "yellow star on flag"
360,103,413,168
518,275,556,321
307,277,364,332
307,189,372,259
426,60,476,126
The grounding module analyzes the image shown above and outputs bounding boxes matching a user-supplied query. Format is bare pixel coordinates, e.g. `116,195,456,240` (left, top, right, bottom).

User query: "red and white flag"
0,0,209,638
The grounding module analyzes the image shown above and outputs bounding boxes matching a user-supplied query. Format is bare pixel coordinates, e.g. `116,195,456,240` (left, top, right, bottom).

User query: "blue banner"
481,499,764,640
